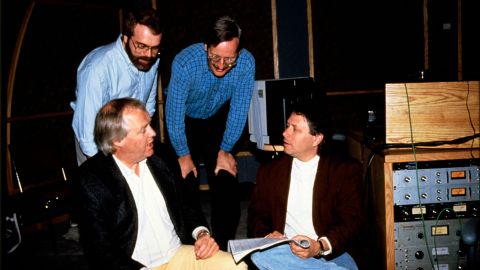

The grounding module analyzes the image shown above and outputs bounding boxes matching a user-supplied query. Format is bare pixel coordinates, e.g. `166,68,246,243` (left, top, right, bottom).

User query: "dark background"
1,0,479,240
1,0,480,268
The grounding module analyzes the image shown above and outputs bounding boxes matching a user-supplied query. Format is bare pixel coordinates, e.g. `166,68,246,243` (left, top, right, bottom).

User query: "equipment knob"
415,250,424,259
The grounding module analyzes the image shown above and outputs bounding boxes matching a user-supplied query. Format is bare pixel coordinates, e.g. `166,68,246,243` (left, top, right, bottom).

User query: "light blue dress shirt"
71,35,159,157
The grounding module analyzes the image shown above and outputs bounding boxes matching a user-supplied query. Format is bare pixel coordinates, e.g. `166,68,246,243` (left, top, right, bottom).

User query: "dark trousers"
183,104,241,251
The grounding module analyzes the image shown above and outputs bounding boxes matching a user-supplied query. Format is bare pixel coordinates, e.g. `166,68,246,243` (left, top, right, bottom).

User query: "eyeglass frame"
207,49,238,67
129,38,161,56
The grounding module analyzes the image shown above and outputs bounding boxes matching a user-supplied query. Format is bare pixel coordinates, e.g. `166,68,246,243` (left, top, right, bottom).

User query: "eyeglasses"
130,38,161,56
207,52,237,67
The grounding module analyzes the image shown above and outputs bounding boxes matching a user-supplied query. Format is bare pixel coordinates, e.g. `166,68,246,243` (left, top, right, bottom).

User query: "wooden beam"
306,0,314,78
271,0,279,79
423,0,429,72
457,0,463,80
6,0,36,195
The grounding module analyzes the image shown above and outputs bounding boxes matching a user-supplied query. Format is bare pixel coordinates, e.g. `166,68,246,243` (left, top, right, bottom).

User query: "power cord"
363,81,478,269
5,213,22,254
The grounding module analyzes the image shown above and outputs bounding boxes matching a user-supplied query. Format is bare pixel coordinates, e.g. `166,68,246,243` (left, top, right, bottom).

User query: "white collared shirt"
113,156,182,268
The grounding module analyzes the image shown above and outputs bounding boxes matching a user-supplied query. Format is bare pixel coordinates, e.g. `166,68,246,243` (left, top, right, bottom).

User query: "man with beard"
164,15,255,251
71,7,162,165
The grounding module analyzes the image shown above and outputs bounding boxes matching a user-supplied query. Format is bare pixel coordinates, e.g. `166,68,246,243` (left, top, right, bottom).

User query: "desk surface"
262,144,284,152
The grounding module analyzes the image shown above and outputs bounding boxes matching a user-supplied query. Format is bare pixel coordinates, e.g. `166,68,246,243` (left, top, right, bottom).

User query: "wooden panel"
385,81,479,148
382,162,395,270
370,155,389,270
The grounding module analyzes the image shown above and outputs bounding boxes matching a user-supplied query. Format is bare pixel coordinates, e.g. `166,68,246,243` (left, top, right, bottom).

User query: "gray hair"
94,98,147,155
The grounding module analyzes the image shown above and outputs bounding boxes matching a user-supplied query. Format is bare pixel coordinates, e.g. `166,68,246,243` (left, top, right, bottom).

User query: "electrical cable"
432,207,465,269
465,81,477,159
6,213,22,254
362,82,478,269
403,84,436,268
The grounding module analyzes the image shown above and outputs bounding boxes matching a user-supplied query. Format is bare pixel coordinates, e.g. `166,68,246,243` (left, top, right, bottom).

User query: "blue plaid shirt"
165,43,255,156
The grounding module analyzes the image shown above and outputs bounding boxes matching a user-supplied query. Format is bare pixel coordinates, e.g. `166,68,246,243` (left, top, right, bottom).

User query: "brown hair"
122,7,163,37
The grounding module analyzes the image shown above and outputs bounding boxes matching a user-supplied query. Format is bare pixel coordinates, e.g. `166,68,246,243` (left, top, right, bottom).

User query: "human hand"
214,150,237,176
194,233,219,260
290,235,319,259
178,155,197,179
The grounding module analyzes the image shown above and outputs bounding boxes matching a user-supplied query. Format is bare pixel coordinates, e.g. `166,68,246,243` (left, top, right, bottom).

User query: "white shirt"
284,155,333,255
113,156,182,268
284,155,319,240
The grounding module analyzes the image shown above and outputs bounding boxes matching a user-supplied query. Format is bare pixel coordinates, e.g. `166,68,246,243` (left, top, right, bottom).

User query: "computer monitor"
248,77,322,149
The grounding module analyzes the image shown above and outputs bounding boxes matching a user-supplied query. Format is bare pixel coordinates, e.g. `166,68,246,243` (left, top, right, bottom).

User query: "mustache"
136,56,155,62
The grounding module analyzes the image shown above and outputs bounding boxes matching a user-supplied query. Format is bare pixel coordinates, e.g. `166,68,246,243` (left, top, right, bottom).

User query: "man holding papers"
247,102,365,270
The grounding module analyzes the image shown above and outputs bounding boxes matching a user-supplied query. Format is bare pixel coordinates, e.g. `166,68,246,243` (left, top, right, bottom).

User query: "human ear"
313,134,324,147
113,138,124,149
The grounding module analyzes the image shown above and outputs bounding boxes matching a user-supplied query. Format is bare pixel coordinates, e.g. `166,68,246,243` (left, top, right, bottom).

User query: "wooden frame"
373,148,479,270
270,0,314,79
6,0,37,194
5,0,124,194
385,81,479,148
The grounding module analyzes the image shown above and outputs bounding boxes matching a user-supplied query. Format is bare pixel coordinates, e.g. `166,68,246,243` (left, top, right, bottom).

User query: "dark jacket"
72,153,208,270
247,153,365,259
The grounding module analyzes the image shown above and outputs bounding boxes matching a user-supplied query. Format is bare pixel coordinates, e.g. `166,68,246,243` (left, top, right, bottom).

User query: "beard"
125,43,156,71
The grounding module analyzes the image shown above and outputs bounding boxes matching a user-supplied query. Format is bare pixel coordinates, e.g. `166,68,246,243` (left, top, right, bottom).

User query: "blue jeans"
251,244,358,270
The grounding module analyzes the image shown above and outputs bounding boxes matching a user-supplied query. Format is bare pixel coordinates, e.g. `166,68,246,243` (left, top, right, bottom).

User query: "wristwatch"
314,238,326,258
196,230,210,239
